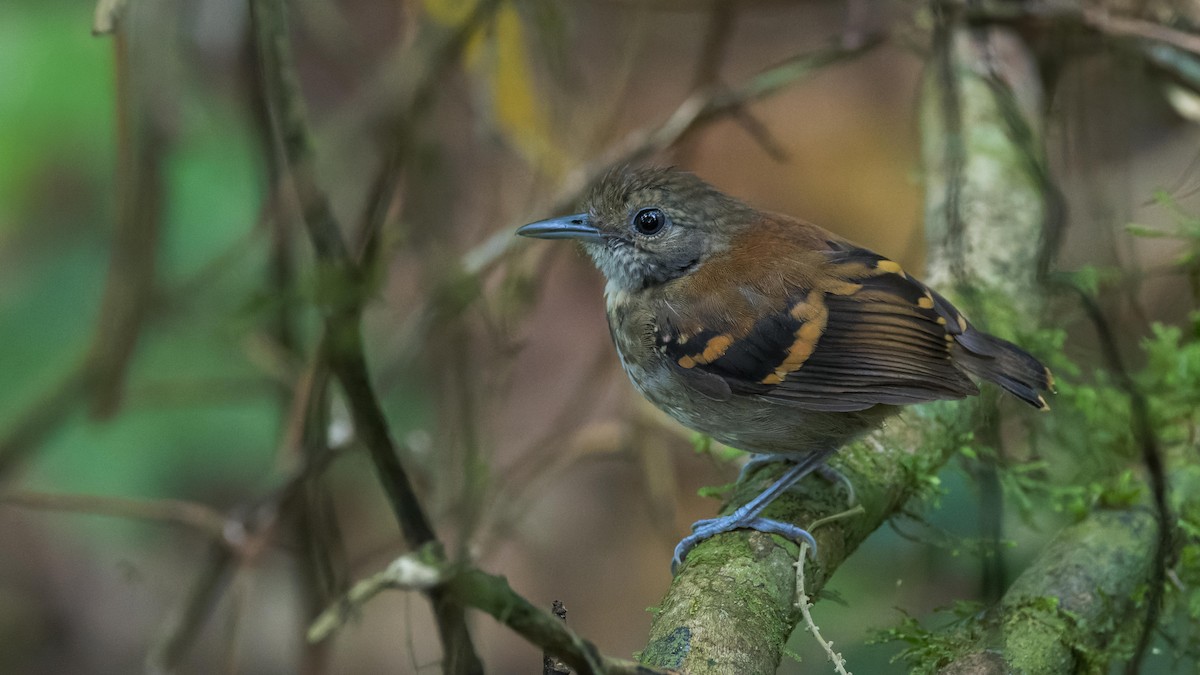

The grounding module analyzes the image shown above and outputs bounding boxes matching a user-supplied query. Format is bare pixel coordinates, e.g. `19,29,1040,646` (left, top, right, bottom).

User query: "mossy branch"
640,425,962,673
937,508,1160,675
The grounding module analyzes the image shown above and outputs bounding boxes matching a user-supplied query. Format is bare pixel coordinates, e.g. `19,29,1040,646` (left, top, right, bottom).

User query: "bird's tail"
953,328,1054,410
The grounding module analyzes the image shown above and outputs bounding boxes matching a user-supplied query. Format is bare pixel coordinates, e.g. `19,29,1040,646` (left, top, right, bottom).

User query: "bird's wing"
655,240,979,412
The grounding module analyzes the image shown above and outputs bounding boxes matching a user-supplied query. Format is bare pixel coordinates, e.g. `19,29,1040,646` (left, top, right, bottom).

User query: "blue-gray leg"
672,452,832,573
739,454,857,505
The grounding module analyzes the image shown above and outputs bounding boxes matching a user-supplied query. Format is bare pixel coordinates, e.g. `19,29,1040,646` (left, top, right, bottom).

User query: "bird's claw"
671,516,818,575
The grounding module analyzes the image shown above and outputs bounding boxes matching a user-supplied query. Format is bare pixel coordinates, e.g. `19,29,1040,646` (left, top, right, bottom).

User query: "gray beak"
516,213,602,243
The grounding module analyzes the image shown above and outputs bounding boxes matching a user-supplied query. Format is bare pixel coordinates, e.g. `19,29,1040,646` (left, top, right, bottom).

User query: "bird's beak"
516,213,602,243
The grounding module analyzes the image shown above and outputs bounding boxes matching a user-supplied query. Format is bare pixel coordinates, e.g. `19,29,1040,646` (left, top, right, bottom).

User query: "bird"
516,166,1052,571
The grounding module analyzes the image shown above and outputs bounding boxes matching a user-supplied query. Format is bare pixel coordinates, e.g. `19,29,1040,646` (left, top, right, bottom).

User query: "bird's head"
517,167,754,293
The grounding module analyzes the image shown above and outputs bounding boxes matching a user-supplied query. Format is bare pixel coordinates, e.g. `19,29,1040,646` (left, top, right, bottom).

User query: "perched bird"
517,166,1052,571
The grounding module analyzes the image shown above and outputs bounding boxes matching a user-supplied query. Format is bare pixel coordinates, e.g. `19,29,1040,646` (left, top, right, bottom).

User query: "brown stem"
248,0,481,671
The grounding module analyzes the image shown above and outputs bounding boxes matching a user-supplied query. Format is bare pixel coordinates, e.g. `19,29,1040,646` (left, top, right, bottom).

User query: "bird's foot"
671,516,818,574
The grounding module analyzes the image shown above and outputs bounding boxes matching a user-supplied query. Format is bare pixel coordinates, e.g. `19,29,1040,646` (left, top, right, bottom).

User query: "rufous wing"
654,241,982,412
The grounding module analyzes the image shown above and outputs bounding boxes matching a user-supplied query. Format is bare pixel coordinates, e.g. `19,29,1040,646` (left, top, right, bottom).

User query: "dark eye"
633,208,668,236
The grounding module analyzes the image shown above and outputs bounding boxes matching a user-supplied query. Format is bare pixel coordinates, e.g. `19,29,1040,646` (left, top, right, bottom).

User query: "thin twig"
0,490,228,540
293,365,341,675
146,543,238,675
89,17,168,420
1080,8,1200,56
675,0,738,167
249,0,349,264
353,0,504,259
795,542,852,675
792,506,864,675
948,0,1200,57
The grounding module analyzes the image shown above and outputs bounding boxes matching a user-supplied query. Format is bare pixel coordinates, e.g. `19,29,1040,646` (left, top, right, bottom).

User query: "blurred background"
1,0,1199,673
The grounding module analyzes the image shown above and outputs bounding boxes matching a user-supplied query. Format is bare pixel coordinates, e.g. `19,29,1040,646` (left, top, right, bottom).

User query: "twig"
251,0,433,549
307,549,449,642
0,9,171,475
948,0,1200,57
222,572,250,675
0,490,228,540
1081,8,1200,56
293,364,341,675
792,506,864,675
675,0,738,167
353,0,504,259
795,542,852,675
89,17,168,420
249,0,349,264
146,543,238,675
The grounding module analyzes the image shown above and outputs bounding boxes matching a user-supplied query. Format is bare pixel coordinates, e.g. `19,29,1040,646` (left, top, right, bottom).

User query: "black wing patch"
658,288,829,387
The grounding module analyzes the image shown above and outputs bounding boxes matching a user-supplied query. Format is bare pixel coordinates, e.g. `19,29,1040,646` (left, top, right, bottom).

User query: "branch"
938,508,1160,674
310,548,679,675
950,0,1200,57
0,490,228,539
1062,287,1170,671
1080,8,1200,56
147,543,237,675
88,16,168,420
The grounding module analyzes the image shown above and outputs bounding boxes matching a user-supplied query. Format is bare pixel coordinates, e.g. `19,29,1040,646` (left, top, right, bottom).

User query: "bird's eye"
633,208,668,236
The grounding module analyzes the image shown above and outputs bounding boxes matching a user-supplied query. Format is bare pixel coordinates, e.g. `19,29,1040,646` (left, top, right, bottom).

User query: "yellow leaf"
421,0,478,27
423,0,564,172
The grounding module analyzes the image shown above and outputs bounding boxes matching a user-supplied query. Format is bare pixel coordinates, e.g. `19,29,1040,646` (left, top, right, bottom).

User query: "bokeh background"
2,0,1199,673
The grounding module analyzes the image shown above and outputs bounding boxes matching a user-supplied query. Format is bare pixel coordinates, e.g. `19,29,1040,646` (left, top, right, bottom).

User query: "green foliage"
868,602,986,674
1127,190,1200,268
1141,319,1200,439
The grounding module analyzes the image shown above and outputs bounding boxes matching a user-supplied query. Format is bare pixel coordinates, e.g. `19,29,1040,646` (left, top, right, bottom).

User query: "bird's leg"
739,454,857,506
735,452,782,482
673,452,832,573
815,464,857,507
